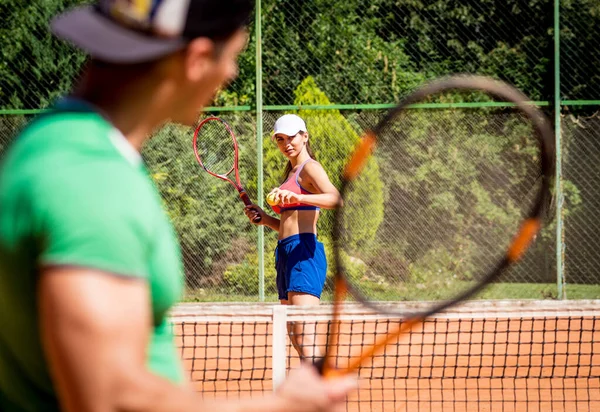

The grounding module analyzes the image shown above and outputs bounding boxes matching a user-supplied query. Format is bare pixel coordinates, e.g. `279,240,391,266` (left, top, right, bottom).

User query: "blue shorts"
275,233,327,300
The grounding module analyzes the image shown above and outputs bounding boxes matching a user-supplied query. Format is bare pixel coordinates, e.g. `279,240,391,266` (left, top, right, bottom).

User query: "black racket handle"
312,357,340,378
239,191,262,223
313,357,326,375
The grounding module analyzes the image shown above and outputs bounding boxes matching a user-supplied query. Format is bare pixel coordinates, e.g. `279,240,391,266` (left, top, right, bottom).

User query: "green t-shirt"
0,101,185,411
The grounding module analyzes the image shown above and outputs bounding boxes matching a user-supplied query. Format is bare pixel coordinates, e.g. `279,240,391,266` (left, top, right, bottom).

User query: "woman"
0,2,354,411
245,114,342,361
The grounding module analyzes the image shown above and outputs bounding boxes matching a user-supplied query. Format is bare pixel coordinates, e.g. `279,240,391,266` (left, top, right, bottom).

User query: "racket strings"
339,100,544,304
196,120,236,176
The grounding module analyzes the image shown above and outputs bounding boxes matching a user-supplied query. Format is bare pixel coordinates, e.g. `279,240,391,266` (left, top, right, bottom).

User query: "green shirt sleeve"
33,160,153,279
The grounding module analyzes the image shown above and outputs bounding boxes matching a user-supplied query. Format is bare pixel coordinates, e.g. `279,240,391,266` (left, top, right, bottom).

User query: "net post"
272,305,288,391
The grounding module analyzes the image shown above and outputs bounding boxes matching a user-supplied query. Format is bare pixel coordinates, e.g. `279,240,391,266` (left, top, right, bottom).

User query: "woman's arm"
39,267,353,412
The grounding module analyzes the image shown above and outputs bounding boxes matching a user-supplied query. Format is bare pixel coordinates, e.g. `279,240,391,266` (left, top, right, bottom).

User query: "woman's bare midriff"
278,209,319,240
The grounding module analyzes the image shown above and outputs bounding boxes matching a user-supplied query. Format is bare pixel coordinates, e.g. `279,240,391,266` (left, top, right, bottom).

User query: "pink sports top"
270,159,320,214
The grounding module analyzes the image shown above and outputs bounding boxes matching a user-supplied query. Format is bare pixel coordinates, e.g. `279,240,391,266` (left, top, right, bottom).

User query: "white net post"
271,305,288,391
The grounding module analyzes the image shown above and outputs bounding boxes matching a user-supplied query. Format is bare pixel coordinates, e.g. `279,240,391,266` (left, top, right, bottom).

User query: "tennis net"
170,300,600,411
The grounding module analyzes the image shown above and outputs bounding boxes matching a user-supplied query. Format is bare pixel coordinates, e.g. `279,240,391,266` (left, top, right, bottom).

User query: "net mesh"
175,321,273,394
171,302,600,411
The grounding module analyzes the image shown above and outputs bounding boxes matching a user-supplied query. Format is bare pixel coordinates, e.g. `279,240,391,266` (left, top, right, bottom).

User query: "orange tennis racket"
319,75,555,377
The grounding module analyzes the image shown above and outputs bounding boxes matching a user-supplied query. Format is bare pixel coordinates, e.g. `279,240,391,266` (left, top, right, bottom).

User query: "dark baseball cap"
51,0,254,64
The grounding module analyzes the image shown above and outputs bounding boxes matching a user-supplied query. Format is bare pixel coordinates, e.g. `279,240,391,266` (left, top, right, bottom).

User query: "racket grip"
312,357,343,379
313,357,326,375
239,191,262,223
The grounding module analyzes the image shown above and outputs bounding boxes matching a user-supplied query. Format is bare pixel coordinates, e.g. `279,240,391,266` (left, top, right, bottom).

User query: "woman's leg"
287,292,321,362
279,298,303,357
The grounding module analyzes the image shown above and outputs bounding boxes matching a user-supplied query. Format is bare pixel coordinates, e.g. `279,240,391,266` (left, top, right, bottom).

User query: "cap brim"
272,127,305,136
51,6,187,64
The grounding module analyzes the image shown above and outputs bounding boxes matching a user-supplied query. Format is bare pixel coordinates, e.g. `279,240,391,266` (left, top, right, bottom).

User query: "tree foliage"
143,120,257,288
0,0,89,109
2,0,600,292
3,0,600,109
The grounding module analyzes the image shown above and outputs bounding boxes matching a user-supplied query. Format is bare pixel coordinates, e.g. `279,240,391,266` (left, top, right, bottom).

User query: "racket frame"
193,116,260,222
322,75,555,377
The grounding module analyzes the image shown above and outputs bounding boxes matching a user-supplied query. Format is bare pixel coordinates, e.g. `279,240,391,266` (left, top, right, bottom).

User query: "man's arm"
39,267,354,412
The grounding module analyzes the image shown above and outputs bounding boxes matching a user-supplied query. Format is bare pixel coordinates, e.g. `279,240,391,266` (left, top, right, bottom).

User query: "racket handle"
312,357,343,379
239,191,262,223
313,357,326,375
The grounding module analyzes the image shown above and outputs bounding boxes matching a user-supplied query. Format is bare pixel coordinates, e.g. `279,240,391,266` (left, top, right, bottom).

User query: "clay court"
171,302,600,411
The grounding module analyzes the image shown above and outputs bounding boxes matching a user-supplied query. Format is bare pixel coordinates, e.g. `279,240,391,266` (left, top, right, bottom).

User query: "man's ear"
184,38,215,82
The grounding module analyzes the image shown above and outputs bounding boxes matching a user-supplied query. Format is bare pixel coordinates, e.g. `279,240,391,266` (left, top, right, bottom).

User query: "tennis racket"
319,75,555,377
193,117,260,223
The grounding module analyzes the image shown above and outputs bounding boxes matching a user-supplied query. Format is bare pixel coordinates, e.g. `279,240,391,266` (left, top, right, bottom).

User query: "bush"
262,77,385,251
143,121,256,288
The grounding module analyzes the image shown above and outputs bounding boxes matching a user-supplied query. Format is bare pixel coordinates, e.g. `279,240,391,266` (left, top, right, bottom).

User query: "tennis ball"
266,193,279,206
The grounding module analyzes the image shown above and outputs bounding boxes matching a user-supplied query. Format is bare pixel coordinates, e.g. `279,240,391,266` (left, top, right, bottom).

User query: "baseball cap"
273,114,307,137
51,0,253,64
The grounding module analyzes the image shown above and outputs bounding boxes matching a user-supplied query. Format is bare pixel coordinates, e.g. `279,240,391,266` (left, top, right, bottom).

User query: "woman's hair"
281,133,316,183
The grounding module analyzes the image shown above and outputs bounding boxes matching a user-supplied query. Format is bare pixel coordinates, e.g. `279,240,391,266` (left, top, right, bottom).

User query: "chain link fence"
261,0,552,106
2,1,600,110
1,0,599,301
138,106,563,301
560,0,600,101
563,114,600,289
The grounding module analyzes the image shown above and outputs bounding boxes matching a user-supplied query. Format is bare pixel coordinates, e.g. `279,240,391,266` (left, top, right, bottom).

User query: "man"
0,1,354,410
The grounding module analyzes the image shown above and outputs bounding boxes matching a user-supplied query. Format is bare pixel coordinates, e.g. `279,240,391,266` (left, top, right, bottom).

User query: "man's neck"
74,68,173,152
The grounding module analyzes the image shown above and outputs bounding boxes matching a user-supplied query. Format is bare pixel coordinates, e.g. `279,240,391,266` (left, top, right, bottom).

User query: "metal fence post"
255,0,265,302
554,0,566,299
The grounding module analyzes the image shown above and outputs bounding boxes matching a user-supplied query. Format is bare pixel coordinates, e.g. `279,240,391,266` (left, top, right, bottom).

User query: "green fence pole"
255,0,265,302
554,0,566,300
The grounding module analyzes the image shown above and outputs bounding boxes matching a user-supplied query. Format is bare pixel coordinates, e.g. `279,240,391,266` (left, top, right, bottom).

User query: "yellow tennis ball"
266,193,279,206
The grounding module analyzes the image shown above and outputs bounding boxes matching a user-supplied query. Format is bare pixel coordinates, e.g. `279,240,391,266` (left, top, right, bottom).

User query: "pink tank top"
270,159,320,214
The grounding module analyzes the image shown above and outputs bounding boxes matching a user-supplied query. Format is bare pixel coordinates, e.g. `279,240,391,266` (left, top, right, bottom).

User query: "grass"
564,284,600,300
182,283,600,303
182,290,281,303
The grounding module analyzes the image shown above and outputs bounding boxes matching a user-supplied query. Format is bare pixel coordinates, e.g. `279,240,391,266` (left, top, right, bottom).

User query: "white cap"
273,114,307,136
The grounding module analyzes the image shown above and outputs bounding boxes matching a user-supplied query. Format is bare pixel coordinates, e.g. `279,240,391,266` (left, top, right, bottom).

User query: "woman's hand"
244,204,268,225
268,188,303,206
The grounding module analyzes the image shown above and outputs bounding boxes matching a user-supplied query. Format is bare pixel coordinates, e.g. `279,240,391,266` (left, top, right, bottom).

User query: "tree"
261,0,425,105
0,0,89,109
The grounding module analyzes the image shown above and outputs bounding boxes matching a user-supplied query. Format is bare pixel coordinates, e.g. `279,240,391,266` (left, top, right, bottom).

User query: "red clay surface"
173,317,600,411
